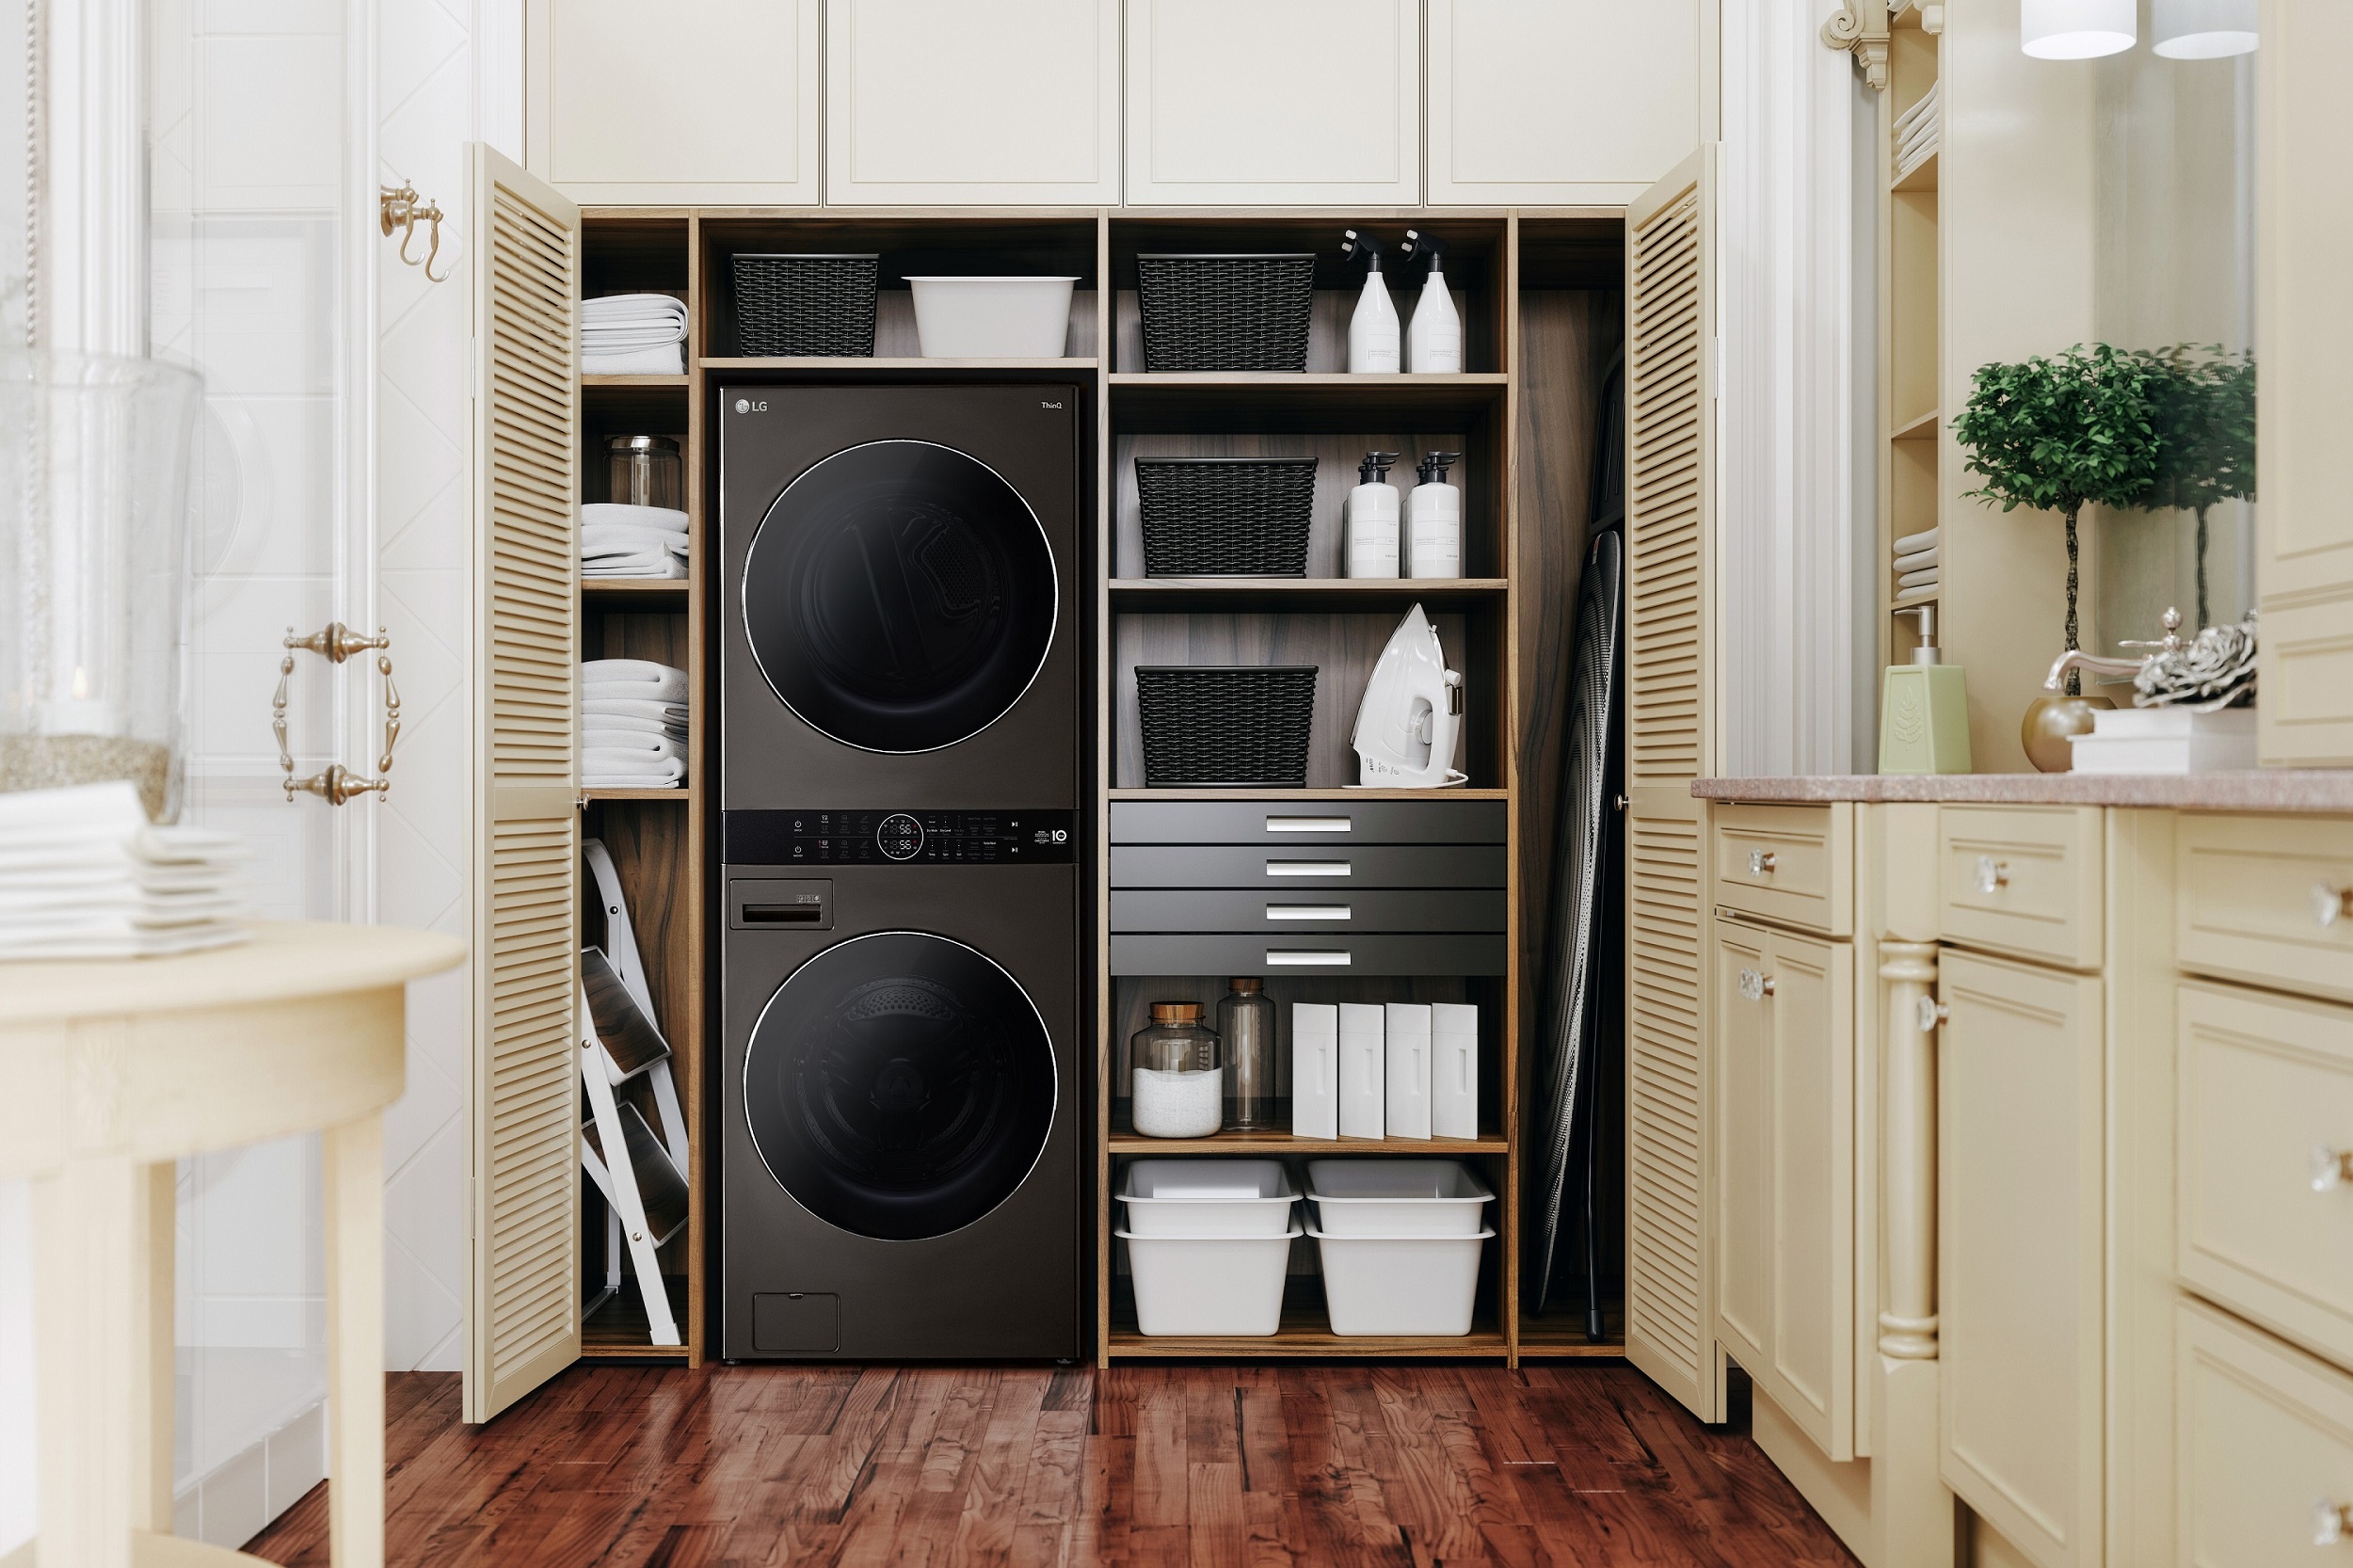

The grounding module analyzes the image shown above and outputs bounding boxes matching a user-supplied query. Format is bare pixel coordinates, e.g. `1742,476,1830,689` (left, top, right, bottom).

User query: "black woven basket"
732,253,878,357
1136,456,1318,576
1135,666,1318,788
1134,254,1316,372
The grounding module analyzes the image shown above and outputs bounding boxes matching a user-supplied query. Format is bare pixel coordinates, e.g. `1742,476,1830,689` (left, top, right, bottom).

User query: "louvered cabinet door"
1624,147,1720,1422
463,144,583,1424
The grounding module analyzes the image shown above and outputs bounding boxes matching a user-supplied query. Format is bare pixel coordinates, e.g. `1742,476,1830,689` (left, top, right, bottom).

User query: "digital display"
724,809,1079,866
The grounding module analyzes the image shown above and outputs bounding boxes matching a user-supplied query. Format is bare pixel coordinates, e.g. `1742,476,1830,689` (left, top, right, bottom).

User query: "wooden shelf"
581,1275,690,1359
583,578,689,599
1109,1126,1509,1156
1889,407,1939,441
1111,372,1507,390
1109,787,1509,802
582,788,692,803
1109,372,1509,433
1107,1281,1508,1360
584,374,688,388
1515,1304,1627,1359
1110,577,1508,613
1893,149,1939,194
698,356,1097,373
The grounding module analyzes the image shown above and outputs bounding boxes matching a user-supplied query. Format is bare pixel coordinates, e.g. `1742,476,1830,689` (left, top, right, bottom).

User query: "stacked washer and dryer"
718,385,1084,1360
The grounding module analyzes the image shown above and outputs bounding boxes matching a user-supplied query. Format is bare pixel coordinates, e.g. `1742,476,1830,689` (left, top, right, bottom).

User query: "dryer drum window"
744,931,1057,1240
743,440,1058,753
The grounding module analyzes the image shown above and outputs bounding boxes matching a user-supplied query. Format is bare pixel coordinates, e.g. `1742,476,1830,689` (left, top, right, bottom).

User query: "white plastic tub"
1305,1160,1494,1237
1120,1226,1301,1336
1309,1227,1493,1336
1120,1159,1298,1237
904,276,1078,359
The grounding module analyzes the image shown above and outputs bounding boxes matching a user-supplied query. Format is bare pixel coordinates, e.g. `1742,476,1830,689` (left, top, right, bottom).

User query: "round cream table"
0,921,464,1568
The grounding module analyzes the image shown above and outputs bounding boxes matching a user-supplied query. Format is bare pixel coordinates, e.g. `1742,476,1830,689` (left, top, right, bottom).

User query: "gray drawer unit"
1112,933,1507,977
1110,799,1507,846
1112,888,1505,934
1110,843,1508,889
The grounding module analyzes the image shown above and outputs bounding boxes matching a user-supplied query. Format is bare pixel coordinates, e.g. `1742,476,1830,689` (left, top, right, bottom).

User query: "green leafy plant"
1954,343,2162,694
2136,345,2257,630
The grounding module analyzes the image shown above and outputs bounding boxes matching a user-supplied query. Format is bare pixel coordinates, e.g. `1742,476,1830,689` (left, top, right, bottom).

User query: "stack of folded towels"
0,780,248,958
582,294,688,376
582,503,689,580
1895,82,1940,184
583,660,688,790
1894,527,1939,602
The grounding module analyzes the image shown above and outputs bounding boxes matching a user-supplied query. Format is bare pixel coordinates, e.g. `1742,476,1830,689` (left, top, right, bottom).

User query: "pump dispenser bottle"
1406,451,1462,579
1344,451,1402,578
1878,605,1972,774
1401,230,1463,374
1341,230,1400,375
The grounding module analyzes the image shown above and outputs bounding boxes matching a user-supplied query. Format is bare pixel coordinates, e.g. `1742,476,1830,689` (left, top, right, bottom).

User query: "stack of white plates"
0,781,248,959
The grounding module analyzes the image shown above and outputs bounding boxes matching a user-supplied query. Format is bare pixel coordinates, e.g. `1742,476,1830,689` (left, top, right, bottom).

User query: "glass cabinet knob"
1915,995,1949,1033
2315,883,2352,930
2313,1147,2353,1193
1975,856,2009,894
2313,1497,2350,1546
1737,968,1774,1001
1749,850,1777,875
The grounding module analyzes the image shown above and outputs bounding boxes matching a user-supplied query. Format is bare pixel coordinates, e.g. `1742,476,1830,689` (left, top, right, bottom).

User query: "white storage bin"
1120,1226,1301,1336
1309,1226,1493,1337
1120,1159,1298,1237
1305,1159,1494,1237
904,276,1078,359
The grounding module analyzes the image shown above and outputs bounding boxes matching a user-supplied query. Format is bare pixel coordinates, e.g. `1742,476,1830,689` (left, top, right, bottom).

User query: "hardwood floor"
246,1365,1856,1567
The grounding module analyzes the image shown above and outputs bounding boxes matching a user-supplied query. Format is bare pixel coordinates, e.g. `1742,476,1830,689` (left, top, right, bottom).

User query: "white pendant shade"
2153,0,2259,58
2021,0,2137,58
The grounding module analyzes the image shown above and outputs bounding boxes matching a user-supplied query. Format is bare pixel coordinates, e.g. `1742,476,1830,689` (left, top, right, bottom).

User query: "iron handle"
2316,883,2353,930
1976,856,2009,894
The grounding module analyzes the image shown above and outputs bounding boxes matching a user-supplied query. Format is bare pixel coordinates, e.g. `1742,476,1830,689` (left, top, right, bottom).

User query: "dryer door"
744,930,1058,1240
742,439,1058,754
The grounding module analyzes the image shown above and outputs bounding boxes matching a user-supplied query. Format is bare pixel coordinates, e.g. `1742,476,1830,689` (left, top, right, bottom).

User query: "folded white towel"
583,734,684,767
583,344,685,376
583,677,687,704
583,753,687,788
584,325,689,349
582,523,692,554
580,711,686,740
1892,547,1940,573
583,698,689,727
1893,527,1939,555
582,293,687,324
582,503,688,535
1895,583,1940,604
583,659,685,690
1897,566,1941,590
583,554,688,580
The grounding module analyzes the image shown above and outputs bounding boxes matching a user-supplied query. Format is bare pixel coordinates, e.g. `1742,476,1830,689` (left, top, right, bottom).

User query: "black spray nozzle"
1358,450,1401,485
1341,228,1385,272
1401,229,1448,275
1417,450,1461,485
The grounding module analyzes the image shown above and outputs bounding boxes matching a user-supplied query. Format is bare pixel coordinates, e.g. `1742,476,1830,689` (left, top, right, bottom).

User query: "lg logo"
734,398,769,414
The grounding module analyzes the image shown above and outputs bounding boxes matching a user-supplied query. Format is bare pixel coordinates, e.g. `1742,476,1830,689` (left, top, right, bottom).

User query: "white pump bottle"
1341,230,1400,375
1406,451,1463,579
1344,451,1402,579
1401,230,1463,374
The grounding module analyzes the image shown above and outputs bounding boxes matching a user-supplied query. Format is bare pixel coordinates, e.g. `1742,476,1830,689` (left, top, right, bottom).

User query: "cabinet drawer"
2178,813,2353,1005
1111,843,1507,889
2178,980,2353,1367
1112,888,1505,935
2179,1298,2353,1565
1110,933,1506,977
1110,800,1506,845
1938,805,2104,969
1711,803,1850,935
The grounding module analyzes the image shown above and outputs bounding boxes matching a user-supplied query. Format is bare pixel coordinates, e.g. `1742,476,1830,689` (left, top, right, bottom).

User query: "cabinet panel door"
1124,0,1419,206
527,0,821,205
1762,927,1854,1462
1939,951,2105,1568
1712,920,1772,1375
826,0,1120,204
1426,0,1705,205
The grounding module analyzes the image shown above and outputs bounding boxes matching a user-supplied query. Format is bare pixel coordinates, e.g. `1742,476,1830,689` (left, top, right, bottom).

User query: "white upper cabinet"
1426,0,1705,205
1125,0,1421,207
825,0,1121,205
527,0,822,205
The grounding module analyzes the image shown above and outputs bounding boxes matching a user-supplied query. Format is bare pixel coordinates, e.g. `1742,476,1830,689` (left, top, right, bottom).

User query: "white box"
904,276,1078,358
1305,1160,1494,1237
1120,1226,1301,1336
2069,704,2257,774
1337,1002,1385,1139
1308,1227,1493,1336
1431,1002,1478,1139
1291,1003,1338,1139
1384,1003,1433,1140
1119,1160,1298,1237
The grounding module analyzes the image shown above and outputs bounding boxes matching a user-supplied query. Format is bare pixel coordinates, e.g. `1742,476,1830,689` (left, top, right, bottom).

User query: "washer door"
744,931,1057,1240
742,440,1057,754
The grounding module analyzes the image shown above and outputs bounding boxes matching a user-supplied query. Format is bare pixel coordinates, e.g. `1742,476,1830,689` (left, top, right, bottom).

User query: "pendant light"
2152,0,2258,58
2021,0,2136,58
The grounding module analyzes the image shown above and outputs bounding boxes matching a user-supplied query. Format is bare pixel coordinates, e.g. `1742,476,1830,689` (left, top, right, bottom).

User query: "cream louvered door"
463,145,584,1424
1623,147,1721,1422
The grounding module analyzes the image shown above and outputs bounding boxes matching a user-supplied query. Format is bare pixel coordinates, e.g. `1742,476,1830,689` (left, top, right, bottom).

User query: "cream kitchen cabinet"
1123,0,1421,207
825,0,1121,205
525,0,822,205
1425,0,1708,205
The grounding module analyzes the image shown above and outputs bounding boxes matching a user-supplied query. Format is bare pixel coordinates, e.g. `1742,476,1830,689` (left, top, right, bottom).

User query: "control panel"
724,809,1079,866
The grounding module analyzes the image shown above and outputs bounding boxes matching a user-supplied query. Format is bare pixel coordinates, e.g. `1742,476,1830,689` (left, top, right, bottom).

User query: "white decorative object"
2152,0,2257,58
2021,0,2135,57
1338,1001,1385,1138
2067,706,2259,774
1385,1002,1433,1140
1432,1002,1479,1139
1292,1002,1340,1138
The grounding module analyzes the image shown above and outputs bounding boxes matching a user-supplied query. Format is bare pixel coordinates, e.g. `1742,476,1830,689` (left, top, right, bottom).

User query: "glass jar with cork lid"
1128,1001,1222,1139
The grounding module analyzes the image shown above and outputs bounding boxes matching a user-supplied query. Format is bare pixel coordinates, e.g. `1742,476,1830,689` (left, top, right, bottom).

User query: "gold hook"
379,182,451,284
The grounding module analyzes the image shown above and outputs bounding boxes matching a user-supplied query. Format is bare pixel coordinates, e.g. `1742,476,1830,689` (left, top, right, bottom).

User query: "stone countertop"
1690,771,2353,811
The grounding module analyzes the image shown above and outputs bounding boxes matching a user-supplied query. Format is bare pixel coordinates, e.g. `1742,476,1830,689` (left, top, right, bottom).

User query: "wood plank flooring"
245,1365,1856,1567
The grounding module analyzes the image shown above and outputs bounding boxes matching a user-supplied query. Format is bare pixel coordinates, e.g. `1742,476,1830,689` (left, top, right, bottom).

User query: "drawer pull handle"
1267,816,1351,834
1737,968,1775,1001
2315,883,2353,929
1268,951,1351,967
1749,850,1777,875
1268,859,1351,877
2314,1498,2352,1545
1915,996,1949,1033
1975,856,2009,894
1268,904,1351,920
2313,1146,2353,1192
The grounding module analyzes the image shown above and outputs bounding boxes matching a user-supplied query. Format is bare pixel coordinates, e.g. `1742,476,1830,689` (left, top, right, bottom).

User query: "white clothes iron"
1350,603,1467,789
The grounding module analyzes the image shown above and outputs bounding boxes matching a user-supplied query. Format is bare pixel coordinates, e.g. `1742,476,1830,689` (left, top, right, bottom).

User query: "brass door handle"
275,623,400,805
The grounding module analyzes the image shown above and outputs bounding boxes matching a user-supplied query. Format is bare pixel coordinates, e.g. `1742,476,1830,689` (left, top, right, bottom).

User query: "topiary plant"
2136,344,2257,631
1954,343,2163,694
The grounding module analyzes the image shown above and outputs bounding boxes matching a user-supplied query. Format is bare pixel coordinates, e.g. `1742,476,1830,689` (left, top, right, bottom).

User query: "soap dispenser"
1401,230,1463,374
1344,451,1402,579
1406,451,1462,579
1878,605,1972,774
1340,229,1401,375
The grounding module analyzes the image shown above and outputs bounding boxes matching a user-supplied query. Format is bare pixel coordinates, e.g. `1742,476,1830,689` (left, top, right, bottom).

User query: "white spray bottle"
1340,230,1400,375
1344,451,1402,579
1406,451,1463,579
1401,230,1463,374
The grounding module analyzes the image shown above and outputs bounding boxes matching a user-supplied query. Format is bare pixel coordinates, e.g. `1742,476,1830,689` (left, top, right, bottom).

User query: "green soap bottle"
1879,605,1972,775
